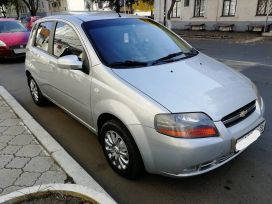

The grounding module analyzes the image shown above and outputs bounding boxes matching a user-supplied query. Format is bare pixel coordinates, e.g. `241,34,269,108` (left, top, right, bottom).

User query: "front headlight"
252,83,262,106
155,113,219,138
0,40,6,47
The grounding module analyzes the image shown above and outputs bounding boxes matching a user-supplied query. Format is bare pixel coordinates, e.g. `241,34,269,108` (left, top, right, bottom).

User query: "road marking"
217,58,272,71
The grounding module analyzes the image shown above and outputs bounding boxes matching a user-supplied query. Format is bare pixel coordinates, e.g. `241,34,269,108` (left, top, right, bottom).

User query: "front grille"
222,100,256,128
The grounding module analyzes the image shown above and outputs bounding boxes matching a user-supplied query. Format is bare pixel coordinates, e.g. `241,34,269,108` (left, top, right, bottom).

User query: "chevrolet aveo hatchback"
25,13,265,179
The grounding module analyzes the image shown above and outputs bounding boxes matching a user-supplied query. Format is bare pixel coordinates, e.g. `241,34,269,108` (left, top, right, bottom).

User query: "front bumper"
128,101,265,177
0,47,26,59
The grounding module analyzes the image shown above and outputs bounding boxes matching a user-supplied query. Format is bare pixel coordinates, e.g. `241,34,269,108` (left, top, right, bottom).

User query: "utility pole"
163,0,166,25
264,0,271,32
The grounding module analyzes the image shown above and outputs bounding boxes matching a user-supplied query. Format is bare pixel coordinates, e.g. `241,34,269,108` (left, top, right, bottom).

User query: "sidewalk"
173,30,272,43
0,95,67,196
0,86,115,203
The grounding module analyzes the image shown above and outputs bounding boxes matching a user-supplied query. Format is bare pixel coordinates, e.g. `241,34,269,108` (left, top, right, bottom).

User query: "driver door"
46,21,92,125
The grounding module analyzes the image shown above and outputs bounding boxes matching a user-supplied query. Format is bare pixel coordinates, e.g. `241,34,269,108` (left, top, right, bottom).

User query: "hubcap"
104,130,129,170
30,79,39,102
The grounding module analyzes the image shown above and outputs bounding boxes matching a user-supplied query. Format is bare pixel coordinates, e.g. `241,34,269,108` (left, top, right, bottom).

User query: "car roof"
0,18,17,22
39,11,140,24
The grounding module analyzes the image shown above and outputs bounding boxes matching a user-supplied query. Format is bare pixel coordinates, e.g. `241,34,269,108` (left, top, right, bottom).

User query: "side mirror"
57,55,83,70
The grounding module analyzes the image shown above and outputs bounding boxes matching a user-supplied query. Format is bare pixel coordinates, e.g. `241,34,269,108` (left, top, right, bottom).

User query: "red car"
22,16,41,30
0,19,30,59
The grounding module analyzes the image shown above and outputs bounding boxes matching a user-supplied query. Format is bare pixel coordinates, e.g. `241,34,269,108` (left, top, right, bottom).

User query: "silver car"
25,12,265,179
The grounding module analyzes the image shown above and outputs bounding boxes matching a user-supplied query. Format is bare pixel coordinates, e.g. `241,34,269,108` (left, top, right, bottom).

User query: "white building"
155,0,272,31
6,0,110,18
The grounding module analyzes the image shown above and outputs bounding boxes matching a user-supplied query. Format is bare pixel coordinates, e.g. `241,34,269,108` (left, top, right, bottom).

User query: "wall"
155,0,272,31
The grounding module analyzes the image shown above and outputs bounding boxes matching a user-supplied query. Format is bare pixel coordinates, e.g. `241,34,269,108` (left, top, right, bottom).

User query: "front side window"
194,0,206,17
34,21,54,52
53,22,83,59
82,18,197,68
256,0,272,16
171,0,181,18
222,0,237,16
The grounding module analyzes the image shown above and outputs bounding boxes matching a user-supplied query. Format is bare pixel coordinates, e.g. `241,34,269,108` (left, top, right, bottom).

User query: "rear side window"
53,22,83,59
34,21,54,52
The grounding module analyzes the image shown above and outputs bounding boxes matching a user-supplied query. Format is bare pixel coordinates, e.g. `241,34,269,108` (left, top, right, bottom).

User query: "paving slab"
6,157,30,169
0,145,21,155
0,169,22,188
0,155,13,168
14,172,41,186
23,156,53,173
8,134,33,146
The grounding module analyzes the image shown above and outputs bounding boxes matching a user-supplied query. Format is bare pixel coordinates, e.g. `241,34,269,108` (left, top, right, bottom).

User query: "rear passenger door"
46,21,92,125
28,21,56,96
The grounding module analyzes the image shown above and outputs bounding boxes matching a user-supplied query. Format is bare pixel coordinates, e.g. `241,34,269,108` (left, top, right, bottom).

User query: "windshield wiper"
152,52,184,65
107,60,148,68
183,49,199,56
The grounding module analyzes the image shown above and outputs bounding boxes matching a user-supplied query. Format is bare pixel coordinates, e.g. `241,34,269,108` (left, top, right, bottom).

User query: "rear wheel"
28,77,47,106
101,119,143,179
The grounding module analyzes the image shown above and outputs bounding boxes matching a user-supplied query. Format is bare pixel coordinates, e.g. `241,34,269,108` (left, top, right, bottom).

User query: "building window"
222,0,237,16
194,0,206,17
256,0,272,16
171,0,181,18
184,0,190,7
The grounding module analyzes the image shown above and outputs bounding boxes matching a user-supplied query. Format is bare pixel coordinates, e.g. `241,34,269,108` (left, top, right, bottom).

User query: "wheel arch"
96,112,145,171
26,70,31,83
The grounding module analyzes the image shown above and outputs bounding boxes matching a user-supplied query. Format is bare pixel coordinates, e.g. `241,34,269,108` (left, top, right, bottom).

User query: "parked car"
22,16,41,30
0,18,30,59
25,13,265,179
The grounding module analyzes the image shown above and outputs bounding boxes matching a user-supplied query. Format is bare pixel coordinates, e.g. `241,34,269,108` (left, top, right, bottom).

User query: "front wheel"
101,120,143,179
28,77,47,106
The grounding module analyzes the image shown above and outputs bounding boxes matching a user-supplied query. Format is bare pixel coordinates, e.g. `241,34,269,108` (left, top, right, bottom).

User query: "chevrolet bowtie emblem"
239,110,247,118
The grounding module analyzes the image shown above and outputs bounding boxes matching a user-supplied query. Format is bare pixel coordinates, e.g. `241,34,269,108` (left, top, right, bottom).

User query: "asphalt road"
0,39,272,204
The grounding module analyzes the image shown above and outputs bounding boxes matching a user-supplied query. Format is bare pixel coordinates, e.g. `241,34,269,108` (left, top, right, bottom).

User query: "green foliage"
132,0,153,11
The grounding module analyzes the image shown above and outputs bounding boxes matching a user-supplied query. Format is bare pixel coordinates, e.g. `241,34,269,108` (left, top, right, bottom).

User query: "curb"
0,184,114,204
0,86,116,204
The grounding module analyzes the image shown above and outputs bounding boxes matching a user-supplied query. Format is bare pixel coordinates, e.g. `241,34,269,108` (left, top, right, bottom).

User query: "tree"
167,0,176,20
10,0,20,18
0,0,9,17
95,0,135,13
132,0,153,13
22,0,39,16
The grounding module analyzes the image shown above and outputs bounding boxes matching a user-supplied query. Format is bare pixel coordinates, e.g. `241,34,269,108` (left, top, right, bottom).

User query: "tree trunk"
0,5,6,17
22,0,37,16
167,0,176,20
15,0,20,18
114,0,120,13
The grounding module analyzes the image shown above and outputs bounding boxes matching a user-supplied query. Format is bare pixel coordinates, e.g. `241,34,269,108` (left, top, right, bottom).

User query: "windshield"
82,18,198,68
0,21,28,33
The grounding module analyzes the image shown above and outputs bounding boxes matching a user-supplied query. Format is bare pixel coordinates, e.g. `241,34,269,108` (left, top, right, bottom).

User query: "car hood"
112,53,257,121
0,32,29,47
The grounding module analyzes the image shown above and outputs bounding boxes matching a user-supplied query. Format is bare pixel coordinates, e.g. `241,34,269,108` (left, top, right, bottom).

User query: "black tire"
101,119,143,179
28,77,47,106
